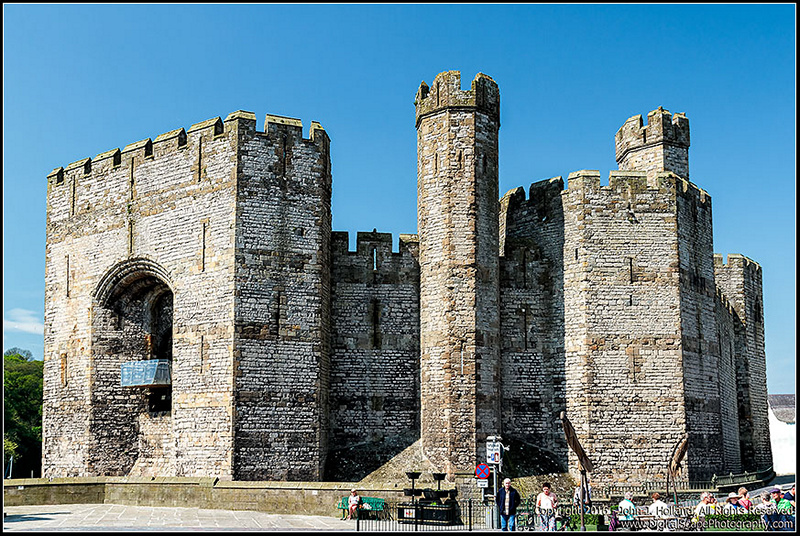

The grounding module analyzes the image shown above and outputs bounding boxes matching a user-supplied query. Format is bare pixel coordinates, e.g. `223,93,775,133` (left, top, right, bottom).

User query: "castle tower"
615,107,690,184
42,111,332,480
415,71,501,474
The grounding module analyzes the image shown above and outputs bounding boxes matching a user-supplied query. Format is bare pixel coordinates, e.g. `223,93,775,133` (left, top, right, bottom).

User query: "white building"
767,394,796,475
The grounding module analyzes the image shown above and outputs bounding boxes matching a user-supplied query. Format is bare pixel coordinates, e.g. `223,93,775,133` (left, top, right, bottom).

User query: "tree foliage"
4,348,43,477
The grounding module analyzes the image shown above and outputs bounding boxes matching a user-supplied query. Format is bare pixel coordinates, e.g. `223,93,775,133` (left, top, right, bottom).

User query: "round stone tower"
415,71,502,475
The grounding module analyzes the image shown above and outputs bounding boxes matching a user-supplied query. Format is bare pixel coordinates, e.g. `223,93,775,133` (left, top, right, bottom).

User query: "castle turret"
415,71,501,475
615,107,690,183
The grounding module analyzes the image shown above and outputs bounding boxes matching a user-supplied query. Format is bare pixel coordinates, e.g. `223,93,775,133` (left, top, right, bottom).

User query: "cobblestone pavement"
3,504,357,532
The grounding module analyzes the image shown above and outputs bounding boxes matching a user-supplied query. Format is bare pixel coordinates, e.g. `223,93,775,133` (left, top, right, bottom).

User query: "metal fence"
355,500,591,532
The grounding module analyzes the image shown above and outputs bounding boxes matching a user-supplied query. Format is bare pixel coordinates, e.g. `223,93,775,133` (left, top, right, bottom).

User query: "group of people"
493,479,797,532
691,484,795,519
495,478,560,531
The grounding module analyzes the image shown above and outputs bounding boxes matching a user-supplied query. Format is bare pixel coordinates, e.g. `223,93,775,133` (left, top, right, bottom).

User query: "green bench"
336,496,386,519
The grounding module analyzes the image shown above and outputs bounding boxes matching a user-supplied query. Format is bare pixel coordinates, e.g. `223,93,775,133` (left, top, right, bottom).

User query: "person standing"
618,491,637,521
648,492,670,518
738,487,753,511
722,492,744,514
573,478,592,511
783,484,795,508
536,482,558,531
495,478,521,531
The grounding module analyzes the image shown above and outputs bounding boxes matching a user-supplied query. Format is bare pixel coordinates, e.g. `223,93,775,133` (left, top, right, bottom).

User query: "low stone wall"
4,477,407,517
3,477,106,506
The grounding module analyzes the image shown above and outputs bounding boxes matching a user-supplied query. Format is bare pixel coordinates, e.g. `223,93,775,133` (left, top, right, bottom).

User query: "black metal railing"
355,500,605,531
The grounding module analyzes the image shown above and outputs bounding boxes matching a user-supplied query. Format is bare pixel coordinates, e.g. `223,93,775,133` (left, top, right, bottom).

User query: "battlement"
715,286,737,317
615,107,690,160
714,253,762,273
331,230,418,257
46,110,327,185
415,71,499,127
501,177,564,211
563,170,710,205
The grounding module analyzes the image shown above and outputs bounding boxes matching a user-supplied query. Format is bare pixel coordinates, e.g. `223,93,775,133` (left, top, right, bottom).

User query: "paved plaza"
3,503,357,532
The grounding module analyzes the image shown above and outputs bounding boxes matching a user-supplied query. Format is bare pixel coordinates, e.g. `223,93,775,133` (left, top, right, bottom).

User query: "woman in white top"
536,483,558,531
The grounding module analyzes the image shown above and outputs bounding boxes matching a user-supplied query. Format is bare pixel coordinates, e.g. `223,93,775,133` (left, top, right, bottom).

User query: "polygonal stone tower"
415,71,502,475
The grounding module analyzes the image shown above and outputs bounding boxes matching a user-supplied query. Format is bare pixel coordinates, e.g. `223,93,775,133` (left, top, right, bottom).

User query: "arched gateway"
90,258,174,476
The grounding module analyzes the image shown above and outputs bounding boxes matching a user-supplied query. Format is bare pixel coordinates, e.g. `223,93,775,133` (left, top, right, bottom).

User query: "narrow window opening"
128,220,134,256
272,292,283,338
200,220,209,272
65,255,70,297
522,306,529,351
522,249,527,289
434,154,438,173
629,257,635,284
61,353,68,387
282,134,289,176
71,179,77,216
371,299,381,349
575,248,579,261
129,159,136,199
199,335,205,373
196,139,203,182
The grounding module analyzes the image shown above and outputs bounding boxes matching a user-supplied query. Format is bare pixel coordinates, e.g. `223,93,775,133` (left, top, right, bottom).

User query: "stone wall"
43,113,243,479
562,170,687,484
615,108,690,182
232,115,332,481
674,176,725,480
498,178,566,460
41,73,772,486
328,231,420,455
714,254,772,472
715,290,743,473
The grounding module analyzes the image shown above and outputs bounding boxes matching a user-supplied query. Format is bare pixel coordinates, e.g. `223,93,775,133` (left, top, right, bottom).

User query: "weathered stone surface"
43,72,771,486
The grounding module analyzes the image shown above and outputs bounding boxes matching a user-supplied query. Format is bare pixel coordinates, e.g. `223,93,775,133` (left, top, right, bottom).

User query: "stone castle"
42,70,772,485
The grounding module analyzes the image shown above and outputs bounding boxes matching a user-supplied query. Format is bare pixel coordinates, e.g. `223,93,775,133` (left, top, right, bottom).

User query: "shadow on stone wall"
324,431,421,482
502,438,568,477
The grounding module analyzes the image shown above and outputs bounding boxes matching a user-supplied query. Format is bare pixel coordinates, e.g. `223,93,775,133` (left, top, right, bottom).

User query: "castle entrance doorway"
90,258,175,476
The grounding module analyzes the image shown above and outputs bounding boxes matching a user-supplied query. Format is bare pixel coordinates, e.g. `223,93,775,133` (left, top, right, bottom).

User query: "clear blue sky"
3,5,795,393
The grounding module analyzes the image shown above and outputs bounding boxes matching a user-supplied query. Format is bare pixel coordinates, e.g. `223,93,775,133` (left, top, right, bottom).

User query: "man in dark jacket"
496,478,522,531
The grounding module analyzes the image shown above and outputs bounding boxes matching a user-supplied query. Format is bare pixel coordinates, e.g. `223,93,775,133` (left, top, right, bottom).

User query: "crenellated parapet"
563,169,710,206
615,107,690,182
331,230,419,284
713,253,762,274
415,71,499,128
46,110,328,191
